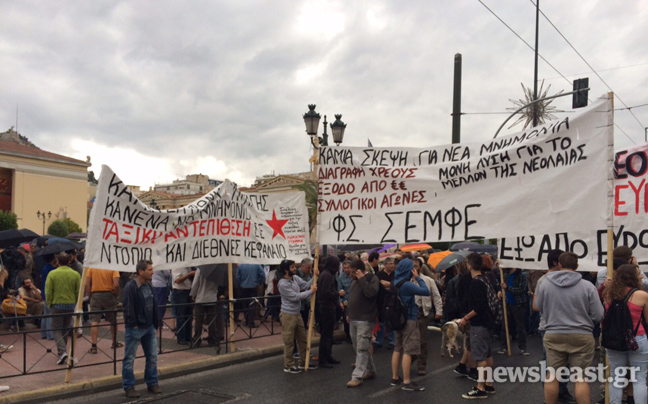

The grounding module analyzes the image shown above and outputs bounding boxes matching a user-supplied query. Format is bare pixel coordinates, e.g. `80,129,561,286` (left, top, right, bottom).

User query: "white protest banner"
318,95,613,245
85,165,310,271
499,142,648,271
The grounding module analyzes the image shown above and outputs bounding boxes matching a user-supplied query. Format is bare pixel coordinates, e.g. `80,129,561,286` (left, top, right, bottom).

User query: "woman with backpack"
603,264,648,404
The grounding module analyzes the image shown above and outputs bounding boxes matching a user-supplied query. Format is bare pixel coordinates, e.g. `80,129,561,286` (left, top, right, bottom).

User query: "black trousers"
318,307,336,363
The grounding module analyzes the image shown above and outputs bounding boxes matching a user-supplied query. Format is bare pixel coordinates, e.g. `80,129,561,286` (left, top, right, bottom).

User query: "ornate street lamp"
36,210,52,235
303,104,346,147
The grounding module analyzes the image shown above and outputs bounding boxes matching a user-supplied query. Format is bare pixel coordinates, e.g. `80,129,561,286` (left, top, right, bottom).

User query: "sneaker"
497,348,506,354
402,381,425,392
467,369,479,382
298,363,318,370
454,364,469,377
284,366,301,374
0,386,9,392
57,353,68,365
363,372,377,380
0,345,13,354
484,385,496,394
520,349,530,356
124,387,140,398
147,384,162,394
346,379,363,388
462,386,488,399
390,376,403,386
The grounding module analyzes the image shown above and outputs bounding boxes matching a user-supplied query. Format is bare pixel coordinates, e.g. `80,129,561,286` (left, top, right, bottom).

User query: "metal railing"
0,295,283,379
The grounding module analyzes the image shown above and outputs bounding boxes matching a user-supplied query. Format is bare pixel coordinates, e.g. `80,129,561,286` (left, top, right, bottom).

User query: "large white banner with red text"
85,165,310,271
499,142,648,271
318,95,613,245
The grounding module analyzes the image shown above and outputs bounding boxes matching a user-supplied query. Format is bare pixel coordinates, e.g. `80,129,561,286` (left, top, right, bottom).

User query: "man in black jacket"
122,260,161,398
317,256,341,368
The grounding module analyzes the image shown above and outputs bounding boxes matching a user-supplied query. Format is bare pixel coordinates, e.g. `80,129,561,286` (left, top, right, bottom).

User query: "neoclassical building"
0,128,90,233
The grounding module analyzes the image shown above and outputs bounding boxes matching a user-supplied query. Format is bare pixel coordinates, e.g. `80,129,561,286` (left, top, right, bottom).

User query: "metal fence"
0,295,283,379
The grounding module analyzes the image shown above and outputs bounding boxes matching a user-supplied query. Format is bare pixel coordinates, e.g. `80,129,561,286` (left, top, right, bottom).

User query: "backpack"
602,288,643,352
475,275,503,329
384,279,408,331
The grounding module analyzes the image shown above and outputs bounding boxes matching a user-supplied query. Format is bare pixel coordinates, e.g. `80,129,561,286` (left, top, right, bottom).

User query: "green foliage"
62,217,83,234
292,179,317,234
0,210,18,231
47,220,69,238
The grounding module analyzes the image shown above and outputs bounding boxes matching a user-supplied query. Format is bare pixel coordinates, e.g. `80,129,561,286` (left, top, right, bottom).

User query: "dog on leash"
440,319,467,358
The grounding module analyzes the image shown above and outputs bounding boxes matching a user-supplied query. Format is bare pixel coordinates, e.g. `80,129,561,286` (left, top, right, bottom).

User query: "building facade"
0,128,90,233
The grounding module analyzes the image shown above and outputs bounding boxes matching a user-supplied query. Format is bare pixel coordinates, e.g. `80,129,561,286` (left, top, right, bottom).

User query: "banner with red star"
85,165,310,271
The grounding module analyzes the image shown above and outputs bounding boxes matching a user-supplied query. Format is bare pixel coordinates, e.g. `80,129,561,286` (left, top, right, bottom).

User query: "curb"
0,335,327,404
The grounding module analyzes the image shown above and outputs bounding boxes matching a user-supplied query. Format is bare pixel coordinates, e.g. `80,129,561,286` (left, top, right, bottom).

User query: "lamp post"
36,210,52,235
150,199,158,209
302,104,347,371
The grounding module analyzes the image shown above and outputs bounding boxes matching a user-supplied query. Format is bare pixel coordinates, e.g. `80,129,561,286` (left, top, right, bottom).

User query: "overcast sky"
1,1,646,189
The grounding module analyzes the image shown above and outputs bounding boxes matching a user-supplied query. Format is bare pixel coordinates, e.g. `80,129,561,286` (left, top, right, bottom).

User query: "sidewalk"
0,318,324,403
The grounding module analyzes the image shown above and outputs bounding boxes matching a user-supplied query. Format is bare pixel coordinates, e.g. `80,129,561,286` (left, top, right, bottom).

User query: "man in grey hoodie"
535,252,604,404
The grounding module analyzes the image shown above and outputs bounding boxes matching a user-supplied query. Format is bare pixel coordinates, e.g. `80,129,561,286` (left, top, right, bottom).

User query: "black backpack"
475,275,503,330
602,288,643,351
383,279,408,331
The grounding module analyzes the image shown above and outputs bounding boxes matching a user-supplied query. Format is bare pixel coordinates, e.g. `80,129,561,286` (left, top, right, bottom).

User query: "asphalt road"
51,331,603,404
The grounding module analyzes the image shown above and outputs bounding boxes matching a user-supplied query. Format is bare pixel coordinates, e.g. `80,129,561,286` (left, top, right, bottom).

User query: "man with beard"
278,259,317,373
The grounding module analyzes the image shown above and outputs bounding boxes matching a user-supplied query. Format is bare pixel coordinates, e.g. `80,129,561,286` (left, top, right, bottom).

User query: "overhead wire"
530,0,646,137
476,0,639,144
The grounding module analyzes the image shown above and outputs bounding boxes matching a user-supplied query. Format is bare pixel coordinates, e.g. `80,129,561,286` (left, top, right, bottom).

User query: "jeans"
376,322,395,347
607,334,648,404
351,320,376,380
153,286,169,323
171,289,192,343
50,308,73,357
122,325,158,390
40,305,54,340
501,303,527,350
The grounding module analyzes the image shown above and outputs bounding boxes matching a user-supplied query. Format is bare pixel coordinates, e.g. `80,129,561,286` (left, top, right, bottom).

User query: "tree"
292,179,317,234
0,210,18,231
47,220,69,238
62,217,83,234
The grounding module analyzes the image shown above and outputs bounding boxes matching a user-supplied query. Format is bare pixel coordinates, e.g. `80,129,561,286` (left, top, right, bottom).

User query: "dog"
440,319,467,358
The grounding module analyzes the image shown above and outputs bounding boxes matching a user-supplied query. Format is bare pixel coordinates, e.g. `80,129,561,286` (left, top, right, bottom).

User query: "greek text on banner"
318,95,613,245
84,165,311,271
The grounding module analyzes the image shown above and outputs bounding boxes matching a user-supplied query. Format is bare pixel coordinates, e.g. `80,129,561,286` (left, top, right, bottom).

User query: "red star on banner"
266,210,289,239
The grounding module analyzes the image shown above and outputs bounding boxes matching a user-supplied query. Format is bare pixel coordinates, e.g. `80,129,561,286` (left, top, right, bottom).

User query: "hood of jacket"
323,256,340,275
546,270,582,288
394,258,413,285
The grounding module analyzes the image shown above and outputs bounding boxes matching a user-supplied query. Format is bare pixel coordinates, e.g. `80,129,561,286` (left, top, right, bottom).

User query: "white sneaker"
0,386,9,392
57,353,68,365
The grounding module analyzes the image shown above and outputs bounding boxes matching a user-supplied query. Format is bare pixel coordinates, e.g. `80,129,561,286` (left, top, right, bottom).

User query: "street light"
36,210,52,235
303,104,347,147
150,199,158,209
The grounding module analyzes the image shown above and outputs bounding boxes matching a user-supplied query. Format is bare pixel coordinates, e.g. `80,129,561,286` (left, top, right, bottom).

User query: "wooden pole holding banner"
65,266,88,383
228,263,236,353
305,246,320,371
305,135,321,372
604,92,615,404
498,268,512,356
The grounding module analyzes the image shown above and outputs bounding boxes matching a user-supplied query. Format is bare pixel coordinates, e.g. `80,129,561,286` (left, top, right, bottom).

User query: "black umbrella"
33,240,82,257
450,241,497,254
434,251,470,273
0,228,39,249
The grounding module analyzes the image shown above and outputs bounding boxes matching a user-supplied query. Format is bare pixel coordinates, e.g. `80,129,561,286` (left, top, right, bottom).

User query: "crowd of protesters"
2,239,646,402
